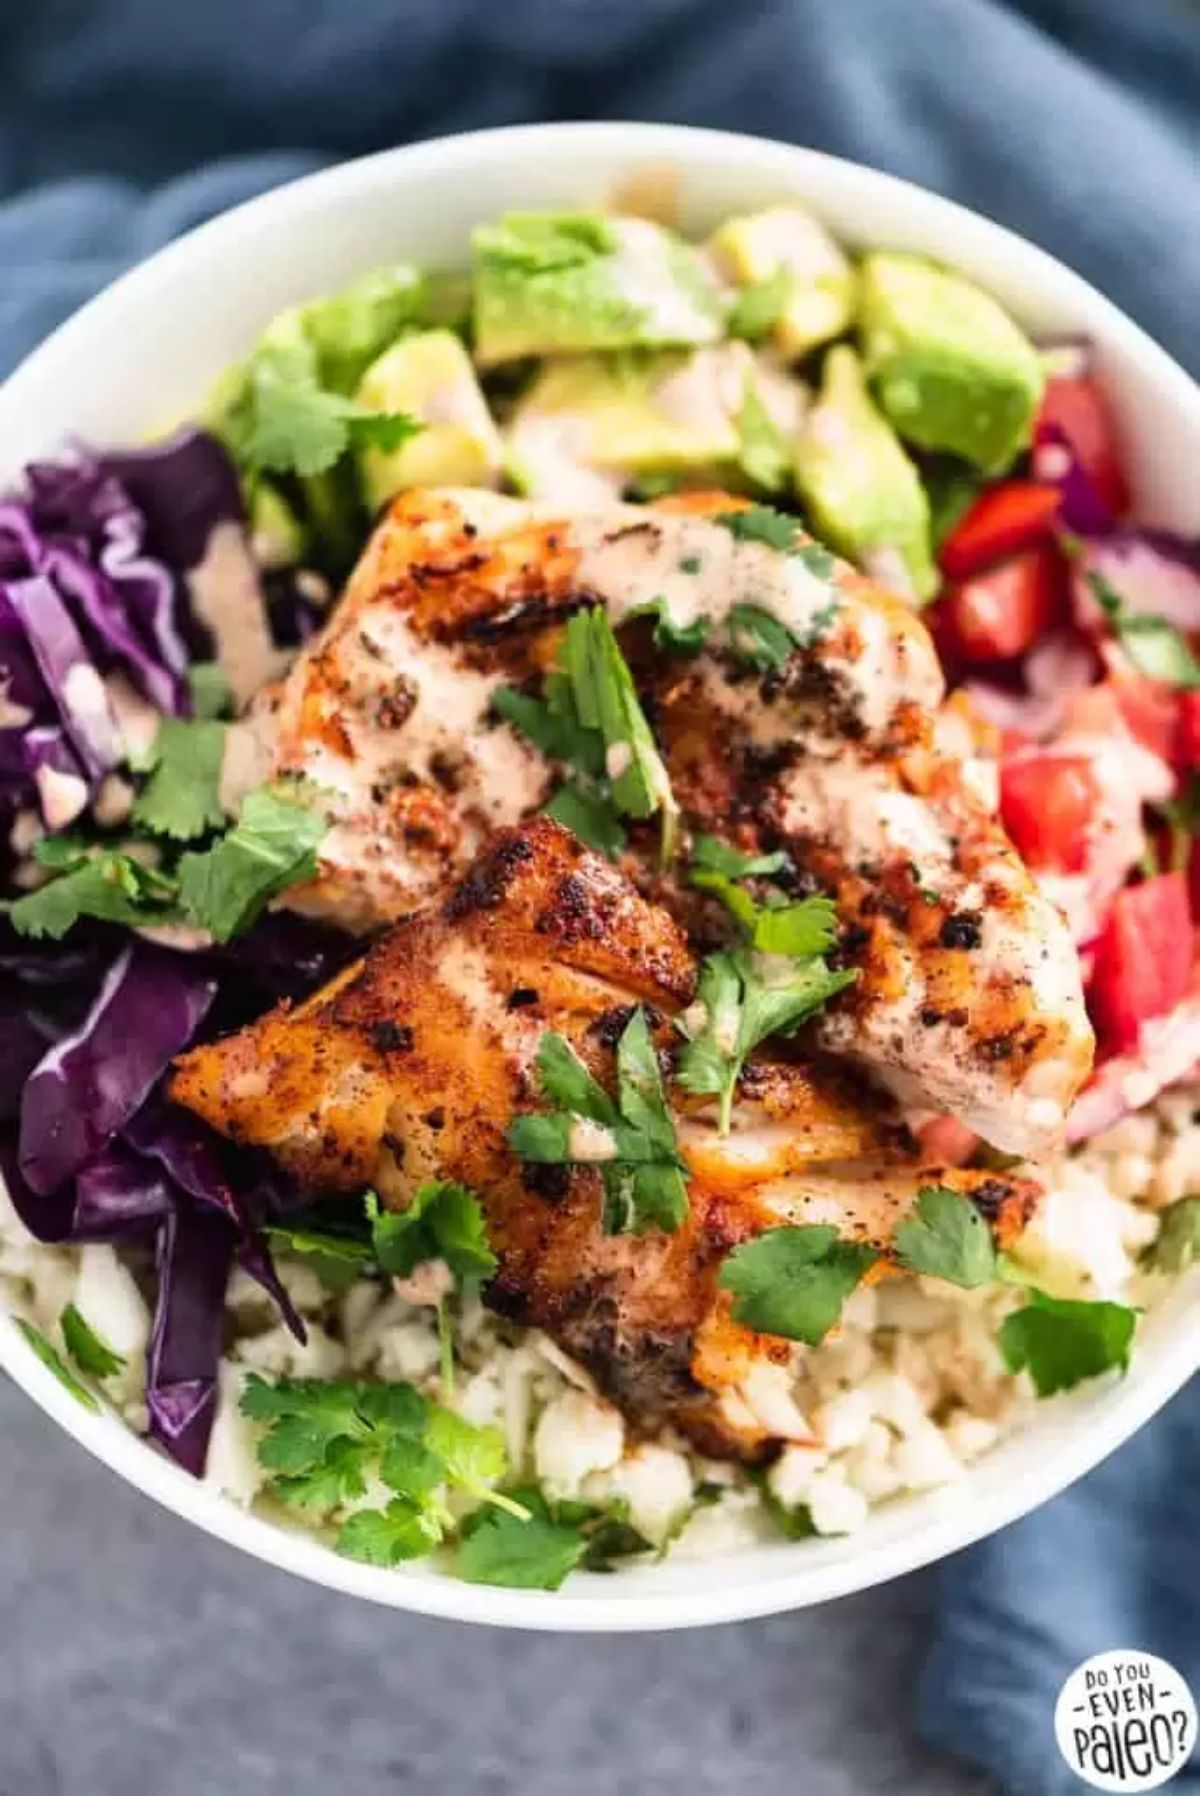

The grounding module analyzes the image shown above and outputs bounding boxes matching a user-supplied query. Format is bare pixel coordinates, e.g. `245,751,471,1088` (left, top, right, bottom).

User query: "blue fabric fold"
0,3,1196,1789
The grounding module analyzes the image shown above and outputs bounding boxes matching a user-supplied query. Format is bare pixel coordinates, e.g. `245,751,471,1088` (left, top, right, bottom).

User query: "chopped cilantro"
1144,1196,1200,1272
543,778,628,860
16,1319,100,1412
626,595,710,658
497,609,678,863
678,554,704,575
507,1009,689,1236
177,779,328,941
893,1185,998,1288
456,1487,650,1588
8,847,179,940
998,1291,1137,1397
736,380,792,496
226,341,422,479
690,835,792,881
368,1182,496,1285
727,604,799,671
60,1304,126,1380
726,266,794,343
677,947,856,1133
130,717,228,841
187,662,234,720
717,503,801,552
240,1373,524,1559
718,1225,877,1345
1090,571,1200,690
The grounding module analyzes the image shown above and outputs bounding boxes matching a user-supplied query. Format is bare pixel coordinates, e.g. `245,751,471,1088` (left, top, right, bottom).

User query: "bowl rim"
1,120,1197,1633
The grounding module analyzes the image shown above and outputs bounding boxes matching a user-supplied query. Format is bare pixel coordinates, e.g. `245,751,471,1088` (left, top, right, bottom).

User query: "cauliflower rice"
3,1088,1194,1563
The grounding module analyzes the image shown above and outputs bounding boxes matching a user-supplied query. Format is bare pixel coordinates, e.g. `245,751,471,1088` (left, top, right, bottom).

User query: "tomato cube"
1088,872,1192,1050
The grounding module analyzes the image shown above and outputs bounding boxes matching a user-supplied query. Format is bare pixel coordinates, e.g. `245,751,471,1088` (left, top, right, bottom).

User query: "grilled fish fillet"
173,820,1039,1458
234,486,1092,1156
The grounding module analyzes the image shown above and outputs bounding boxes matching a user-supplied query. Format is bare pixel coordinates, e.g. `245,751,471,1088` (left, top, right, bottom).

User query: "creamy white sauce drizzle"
189,521,287,708
607,218,720,343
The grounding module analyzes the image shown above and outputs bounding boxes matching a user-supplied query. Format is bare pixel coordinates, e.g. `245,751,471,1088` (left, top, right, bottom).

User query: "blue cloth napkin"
1,3,1196,1788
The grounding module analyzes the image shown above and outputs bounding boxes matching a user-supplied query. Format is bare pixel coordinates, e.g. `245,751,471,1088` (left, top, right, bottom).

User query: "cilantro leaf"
626,595,710,658
737,380,792,495
188,662,234,720
717,503,801,552
336,1500,444,1567
508,1010,689,1236
369,1181,497,1286
690,835,791,882
16,1319,100,1412
726,267,794,343
8,849,178,940
677,948,857,1131
60,1304,126,1380
1090,571,1200,690
131,717,228,841
718,1225,878,1345
228,343,422,479
457,1498,588,1590
562,607,678,860
544,778,628,860
999,1291,1138,1396
240,1373,520,1554
726,605,798,670
178,780,328,941
893,1185,999,1288
491,679,605,777
1144,1196,1200,1272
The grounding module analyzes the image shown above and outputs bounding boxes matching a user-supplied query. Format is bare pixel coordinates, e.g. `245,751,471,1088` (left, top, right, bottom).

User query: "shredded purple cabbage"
147,1205,236,1476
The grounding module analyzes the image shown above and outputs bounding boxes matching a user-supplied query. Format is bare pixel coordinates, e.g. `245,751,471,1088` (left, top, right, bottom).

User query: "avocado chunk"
354,329,502,508
506,343,805,502
793,345,937,602
708,206,856,358
472,212,723,367
859,252,1044,474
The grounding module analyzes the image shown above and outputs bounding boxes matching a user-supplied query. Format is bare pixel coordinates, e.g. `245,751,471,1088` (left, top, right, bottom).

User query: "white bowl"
1,122,1197,1632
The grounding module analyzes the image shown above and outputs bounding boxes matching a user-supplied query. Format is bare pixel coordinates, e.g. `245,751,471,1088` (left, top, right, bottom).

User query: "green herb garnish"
130,717,228,841
998,1291,1138,1397
893,1185,999,1289
177,780,328,942
17,1319,100,1412
240,1374,526,1564
60,1305,126,1380
508,1009,688,1236
227,342,422,479
677,946,856,1133
8,846,179,940
718,1225,877,1345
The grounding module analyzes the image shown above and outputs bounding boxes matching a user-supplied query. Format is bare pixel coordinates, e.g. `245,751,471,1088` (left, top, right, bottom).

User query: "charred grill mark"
506,986,540,1010
370,1021,414,1054
939,911,984,951
453,590,594,645
536,870,606,944
445,832,535,919
520,1162,571,1202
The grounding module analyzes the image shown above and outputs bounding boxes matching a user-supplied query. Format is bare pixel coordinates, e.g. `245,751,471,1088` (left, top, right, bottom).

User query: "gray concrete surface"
0,1376,989,1796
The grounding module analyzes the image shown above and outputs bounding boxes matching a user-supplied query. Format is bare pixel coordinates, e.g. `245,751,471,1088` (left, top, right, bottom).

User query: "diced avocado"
793,345,937,602
708,206,856,358
354,329,502,509
249,481,308,567
859,252,1044,474
472,212,723,367
505,343,805,501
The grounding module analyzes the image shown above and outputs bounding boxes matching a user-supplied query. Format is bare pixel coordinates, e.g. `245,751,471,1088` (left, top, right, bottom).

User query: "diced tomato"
939,482,1061,580
1177,692,1200,770
1036,373,1130,519
1061,671,1181,767
1000,752,1101,873
937,545,1066,664
1087,872,1192,1051
917,1115,981,1167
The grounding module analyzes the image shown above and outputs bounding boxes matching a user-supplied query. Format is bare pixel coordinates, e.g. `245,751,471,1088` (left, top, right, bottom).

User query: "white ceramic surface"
1,123,1196,1632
